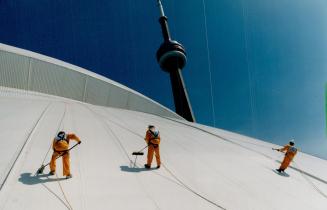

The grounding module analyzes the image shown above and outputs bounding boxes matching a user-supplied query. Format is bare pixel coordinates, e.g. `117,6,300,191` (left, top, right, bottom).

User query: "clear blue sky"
0,0,326,159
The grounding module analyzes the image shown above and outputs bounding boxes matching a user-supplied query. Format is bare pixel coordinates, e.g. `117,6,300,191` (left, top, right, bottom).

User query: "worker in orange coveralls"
49,131,81,178
144,125,161,169
274,140,297,173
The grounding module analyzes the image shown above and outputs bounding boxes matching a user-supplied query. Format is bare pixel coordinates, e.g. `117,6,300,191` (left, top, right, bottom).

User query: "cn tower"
155,0,195,122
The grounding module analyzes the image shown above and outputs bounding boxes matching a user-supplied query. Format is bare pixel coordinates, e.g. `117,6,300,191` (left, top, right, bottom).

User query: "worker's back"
284,145,297,159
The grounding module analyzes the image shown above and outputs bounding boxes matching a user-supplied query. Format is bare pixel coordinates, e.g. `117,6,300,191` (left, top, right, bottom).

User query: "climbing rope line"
158,115,327,199
104,121,197,210
40,182,72,209
35,102,73,210
163,112,324,173
78,104,137,163
40,102,67,165
80,105,163,210
99,114,194,188
87,107,227,209
292,161,327,199
69,102,86,210
201,0,216,127
54,103,74,210
55,172,73,210
81,104,327,205
88,104,327,203
162,164,226,210
83,104,227,208
103,113,184,187
160,115,271,158
0,102,51,191
104,109,327,201
241,0,258,135
95,111,192,179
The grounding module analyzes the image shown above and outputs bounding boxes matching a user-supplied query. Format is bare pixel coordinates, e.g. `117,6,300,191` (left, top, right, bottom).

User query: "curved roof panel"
0,44,326,210
0,43,183,120
0,88,326,210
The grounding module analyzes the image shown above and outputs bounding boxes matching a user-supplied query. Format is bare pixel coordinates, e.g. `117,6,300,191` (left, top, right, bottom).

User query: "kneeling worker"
50,131,81,178
275,140,297,173
144,125,161,169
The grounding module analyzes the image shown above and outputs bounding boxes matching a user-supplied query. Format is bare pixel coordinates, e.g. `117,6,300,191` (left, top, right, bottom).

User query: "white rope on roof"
201,0,217,127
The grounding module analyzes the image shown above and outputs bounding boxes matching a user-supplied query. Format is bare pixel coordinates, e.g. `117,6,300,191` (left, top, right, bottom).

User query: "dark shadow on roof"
272,169,290,177
120,165,156,173
18,173,66,185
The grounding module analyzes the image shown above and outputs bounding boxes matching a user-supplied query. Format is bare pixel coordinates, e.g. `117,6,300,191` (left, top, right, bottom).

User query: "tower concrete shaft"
155,0,195,122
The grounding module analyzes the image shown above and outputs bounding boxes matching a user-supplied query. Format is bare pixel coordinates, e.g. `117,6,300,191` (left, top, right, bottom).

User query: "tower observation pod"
155,0,196,122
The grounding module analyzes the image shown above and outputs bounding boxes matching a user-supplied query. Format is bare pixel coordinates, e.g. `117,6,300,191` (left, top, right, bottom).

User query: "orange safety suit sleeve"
278,145,289,153
144,131,151,144
66,133,81,144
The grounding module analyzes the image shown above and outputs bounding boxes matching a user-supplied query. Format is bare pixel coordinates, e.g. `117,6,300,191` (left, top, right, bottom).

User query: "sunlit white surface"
0,88,326,210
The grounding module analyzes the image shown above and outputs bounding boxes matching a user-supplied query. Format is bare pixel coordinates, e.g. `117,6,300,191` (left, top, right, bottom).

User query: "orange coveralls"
145,130,161,167
278,145,297,171
50,134,81,176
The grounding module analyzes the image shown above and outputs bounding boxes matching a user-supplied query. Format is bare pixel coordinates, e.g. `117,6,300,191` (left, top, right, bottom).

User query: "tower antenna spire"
155,0,195,122
157,0,165,17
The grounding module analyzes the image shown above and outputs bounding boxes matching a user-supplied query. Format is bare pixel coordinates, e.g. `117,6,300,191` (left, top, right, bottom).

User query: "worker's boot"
144,164,151,169
276,169,282,173
49,171,55,176
156,165,160,169
66,174,73,179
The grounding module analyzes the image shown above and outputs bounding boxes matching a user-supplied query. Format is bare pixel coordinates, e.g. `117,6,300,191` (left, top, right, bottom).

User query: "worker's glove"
78,141,82,144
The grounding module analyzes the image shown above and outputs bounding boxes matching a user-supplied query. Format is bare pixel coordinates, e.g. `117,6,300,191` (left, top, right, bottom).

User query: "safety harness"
148,130,160,148
53,138,70,153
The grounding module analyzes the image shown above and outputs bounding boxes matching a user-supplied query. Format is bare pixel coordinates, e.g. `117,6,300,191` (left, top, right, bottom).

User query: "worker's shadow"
271,169,290,177
18,173,66,185
120,165,156,173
